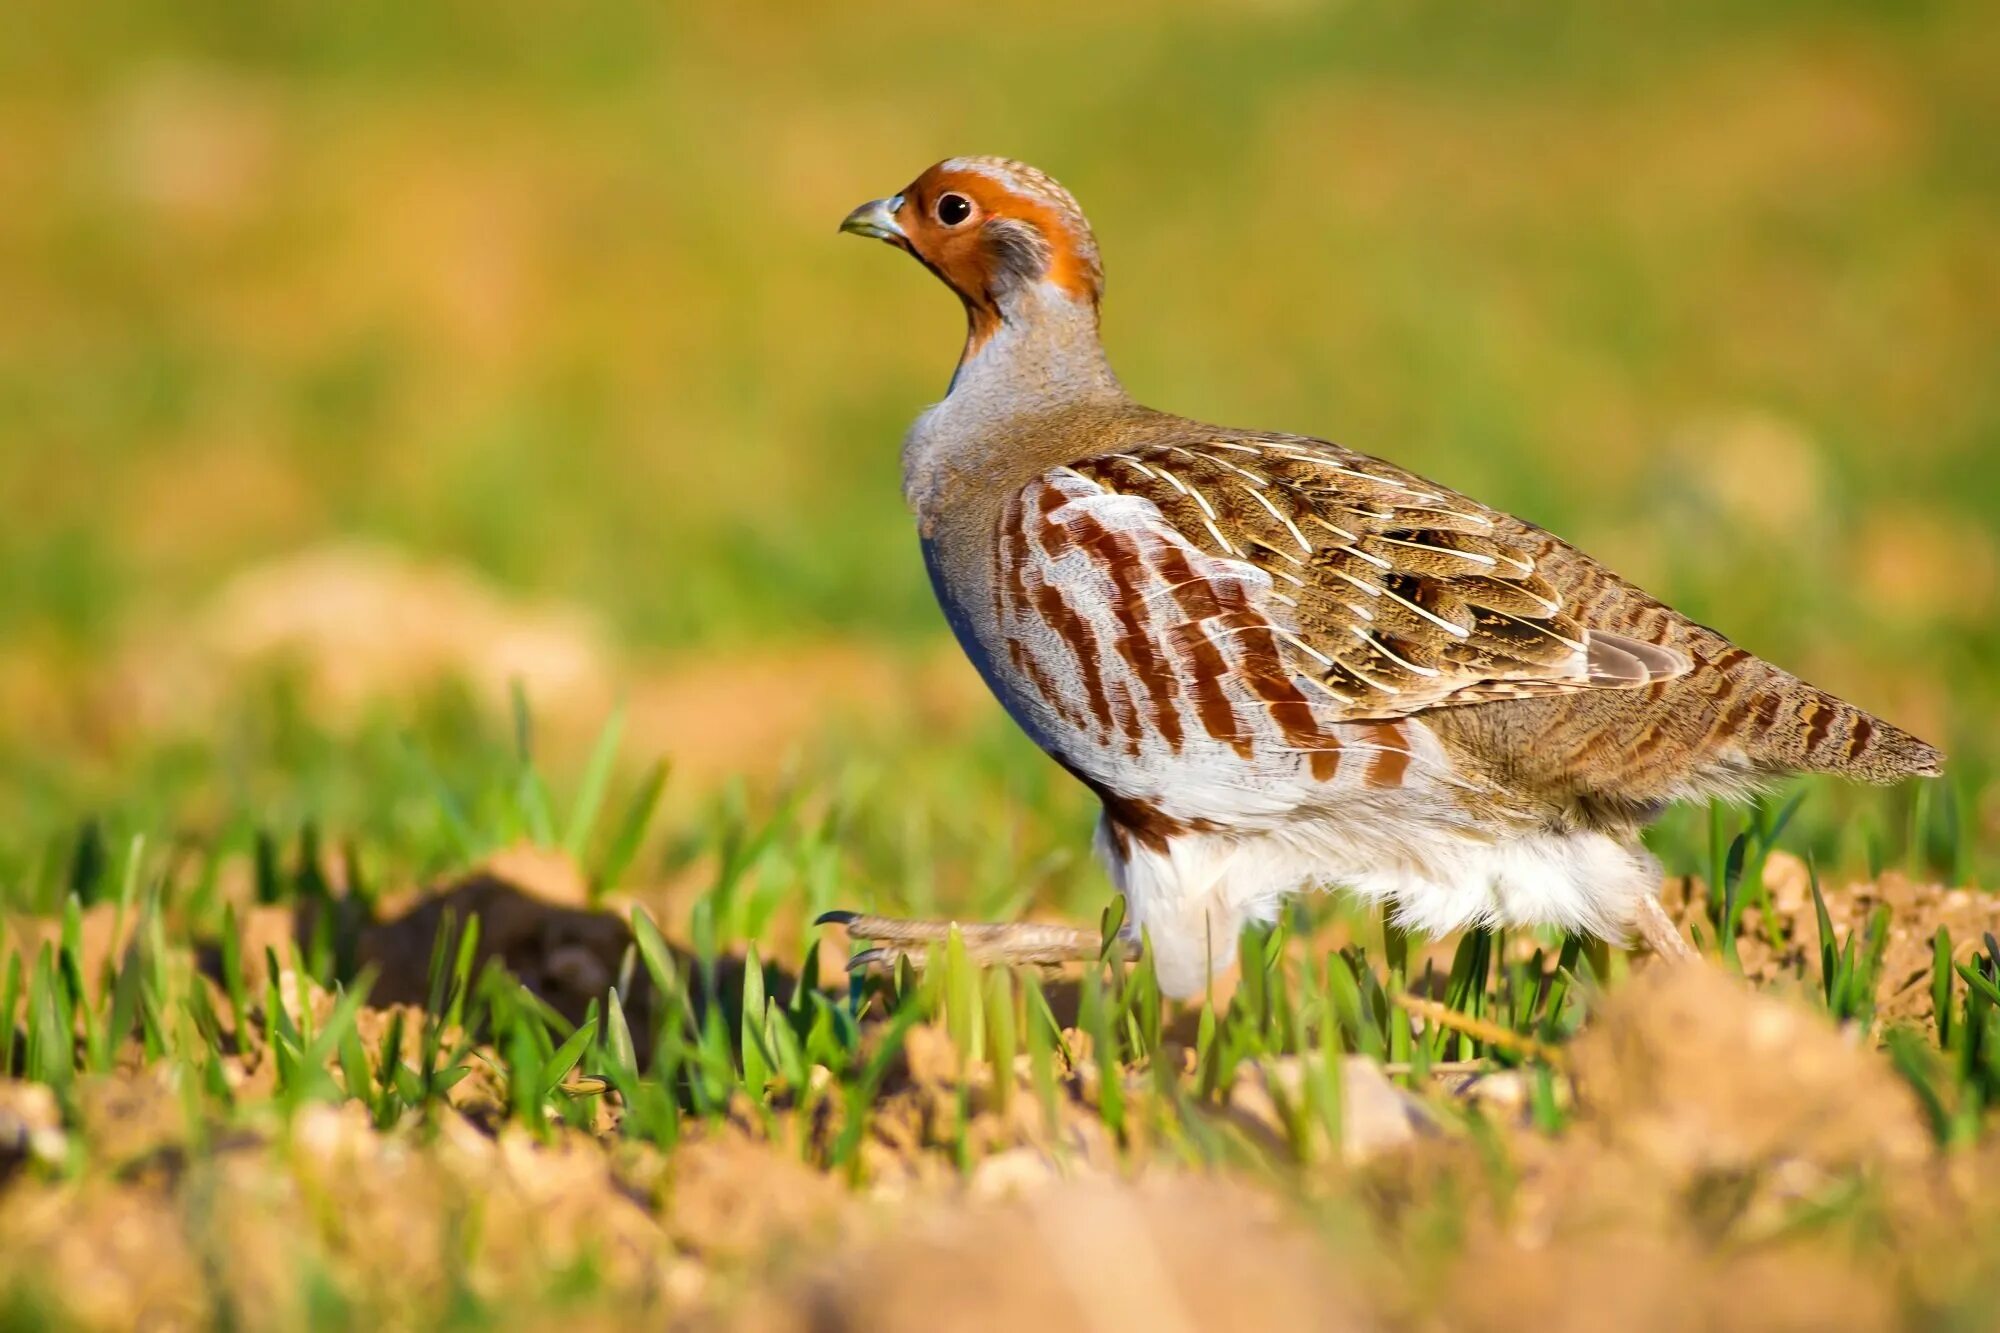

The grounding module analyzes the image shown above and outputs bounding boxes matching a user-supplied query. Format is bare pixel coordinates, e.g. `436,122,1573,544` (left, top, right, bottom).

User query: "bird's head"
841,157,1103,347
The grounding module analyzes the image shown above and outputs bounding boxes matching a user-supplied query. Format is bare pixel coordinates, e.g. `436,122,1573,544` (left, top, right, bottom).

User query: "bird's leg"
1633,892,1697,963
816,911,1137,972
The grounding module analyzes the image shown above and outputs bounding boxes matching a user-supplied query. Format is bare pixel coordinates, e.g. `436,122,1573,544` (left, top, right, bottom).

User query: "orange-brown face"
840,157,1102,340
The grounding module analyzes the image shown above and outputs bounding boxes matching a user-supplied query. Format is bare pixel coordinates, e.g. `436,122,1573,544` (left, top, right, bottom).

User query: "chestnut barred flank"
842,156,1942,994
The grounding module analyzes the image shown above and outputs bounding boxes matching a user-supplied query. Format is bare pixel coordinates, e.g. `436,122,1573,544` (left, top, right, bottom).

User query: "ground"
2,777,1996,1329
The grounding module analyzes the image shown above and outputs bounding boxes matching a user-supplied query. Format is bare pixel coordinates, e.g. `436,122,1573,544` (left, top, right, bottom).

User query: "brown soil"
4,864,1997,1329
1572,963,1930,1180
741,1175,1372,1333
102,541,992,788
1666,852,1999,1028
1424,963,1987,1333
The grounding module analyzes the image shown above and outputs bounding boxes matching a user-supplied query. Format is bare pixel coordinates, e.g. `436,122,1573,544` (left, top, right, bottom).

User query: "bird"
828,156,1943,998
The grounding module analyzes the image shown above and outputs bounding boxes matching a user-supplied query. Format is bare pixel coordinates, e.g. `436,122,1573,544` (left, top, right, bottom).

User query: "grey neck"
903,282,1124,516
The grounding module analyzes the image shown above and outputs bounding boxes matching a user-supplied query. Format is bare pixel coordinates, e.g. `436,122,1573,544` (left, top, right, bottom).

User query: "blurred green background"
1,0,1994,894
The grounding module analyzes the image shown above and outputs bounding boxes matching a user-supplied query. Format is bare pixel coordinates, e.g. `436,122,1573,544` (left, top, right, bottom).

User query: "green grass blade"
563,703,628,860
541,1019,599,1100
219,903,252,1046
596,759,669,895
403,743,481,864
739,946,772,1094
605,986,637,1074
515,769,559,849
831,1002,921,1184
1885,1028,1952,1145
943,926,981,1067
630,906,679,1004
444,914,482,1035
1807,857,1837,1009
1956,962,2000,1009
0,950,20,1075
1934,928,1955,1050
985,968,1017,1120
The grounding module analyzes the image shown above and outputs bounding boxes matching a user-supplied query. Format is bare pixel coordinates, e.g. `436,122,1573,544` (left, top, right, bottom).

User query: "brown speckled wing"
1068,435,1690,722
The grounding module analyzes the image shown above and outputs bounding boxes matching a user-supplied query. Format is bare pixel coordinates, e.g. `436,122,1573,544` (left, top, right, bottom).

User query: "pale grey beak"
839,195,906,242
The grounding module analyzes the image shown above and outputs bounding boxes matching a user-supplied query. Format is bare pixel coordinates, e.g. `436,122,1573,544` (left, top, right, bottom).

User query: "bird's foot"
1633,893,1698,963
815,911,1136,972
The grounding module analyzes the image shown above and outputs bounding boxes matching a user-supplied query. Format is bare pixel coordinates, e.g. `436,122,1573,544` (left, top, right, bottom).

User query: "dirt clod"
1574,962,1929,1180
756,1176,1369,1333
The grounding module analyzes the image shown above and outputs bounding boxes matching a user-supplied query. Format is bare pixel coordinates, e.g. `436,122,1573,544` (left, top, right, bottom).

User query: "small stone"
968,1145,1065,1201
1226,1055,1436,1163
0,1081,69,1176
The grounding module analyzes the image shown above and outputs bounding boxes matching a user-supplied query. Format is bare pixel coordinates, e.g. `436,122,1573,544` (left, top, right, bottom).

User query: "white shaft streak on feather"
1297,672,1356,704
1166,444,1254,486
1303,512,1360,543
1204,620,1290,645
1378,584,1471,638
1522,588,1563,615
1133,573,1220,609
1341,662,1403,695
1489,607,1587,654
1128,461,1232,556
1133,574,1234,613
1106,455,1164,484
1272,627,1334,668
1384,504,1495,528
1325,567,1383,599
1196,451,1269,487
1377,535,1497,567
1198,516,1238,555
1240,484,1313,554
1152,464,1220,521
1254,542,1306,569
1351,627,1441,678
1244,442,1445,502
1145,460,1192,497
1340,543,1393,571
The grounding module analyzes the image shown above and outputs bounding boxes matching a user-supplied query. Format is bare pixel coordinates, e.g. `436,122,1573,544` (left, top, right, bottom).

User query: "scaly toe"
846,945,923,973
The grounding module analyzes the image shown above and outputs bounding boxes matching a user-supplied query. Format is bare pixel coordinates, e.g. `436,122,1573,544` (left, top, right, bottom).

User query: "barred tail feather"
1743,679,1943,783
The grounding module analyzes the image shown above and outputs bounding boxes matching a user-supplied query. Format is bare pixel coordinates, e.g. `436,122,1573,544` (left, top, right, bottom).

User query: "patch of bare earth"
100,540,989,788
736,1175,1371,1333
1664,852,1998,1027
1431,965,1949,1333
3,858,1998,1327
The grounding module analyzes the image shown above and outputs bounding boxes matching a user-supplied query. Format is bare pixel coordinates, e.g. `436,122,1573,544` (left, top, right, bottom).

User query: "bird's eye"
936,193,973,226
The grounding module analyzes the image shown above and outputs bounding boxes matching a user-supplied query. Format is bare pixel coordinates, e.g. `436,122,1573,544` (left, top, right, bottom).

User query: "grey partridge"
832,156,1942,997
